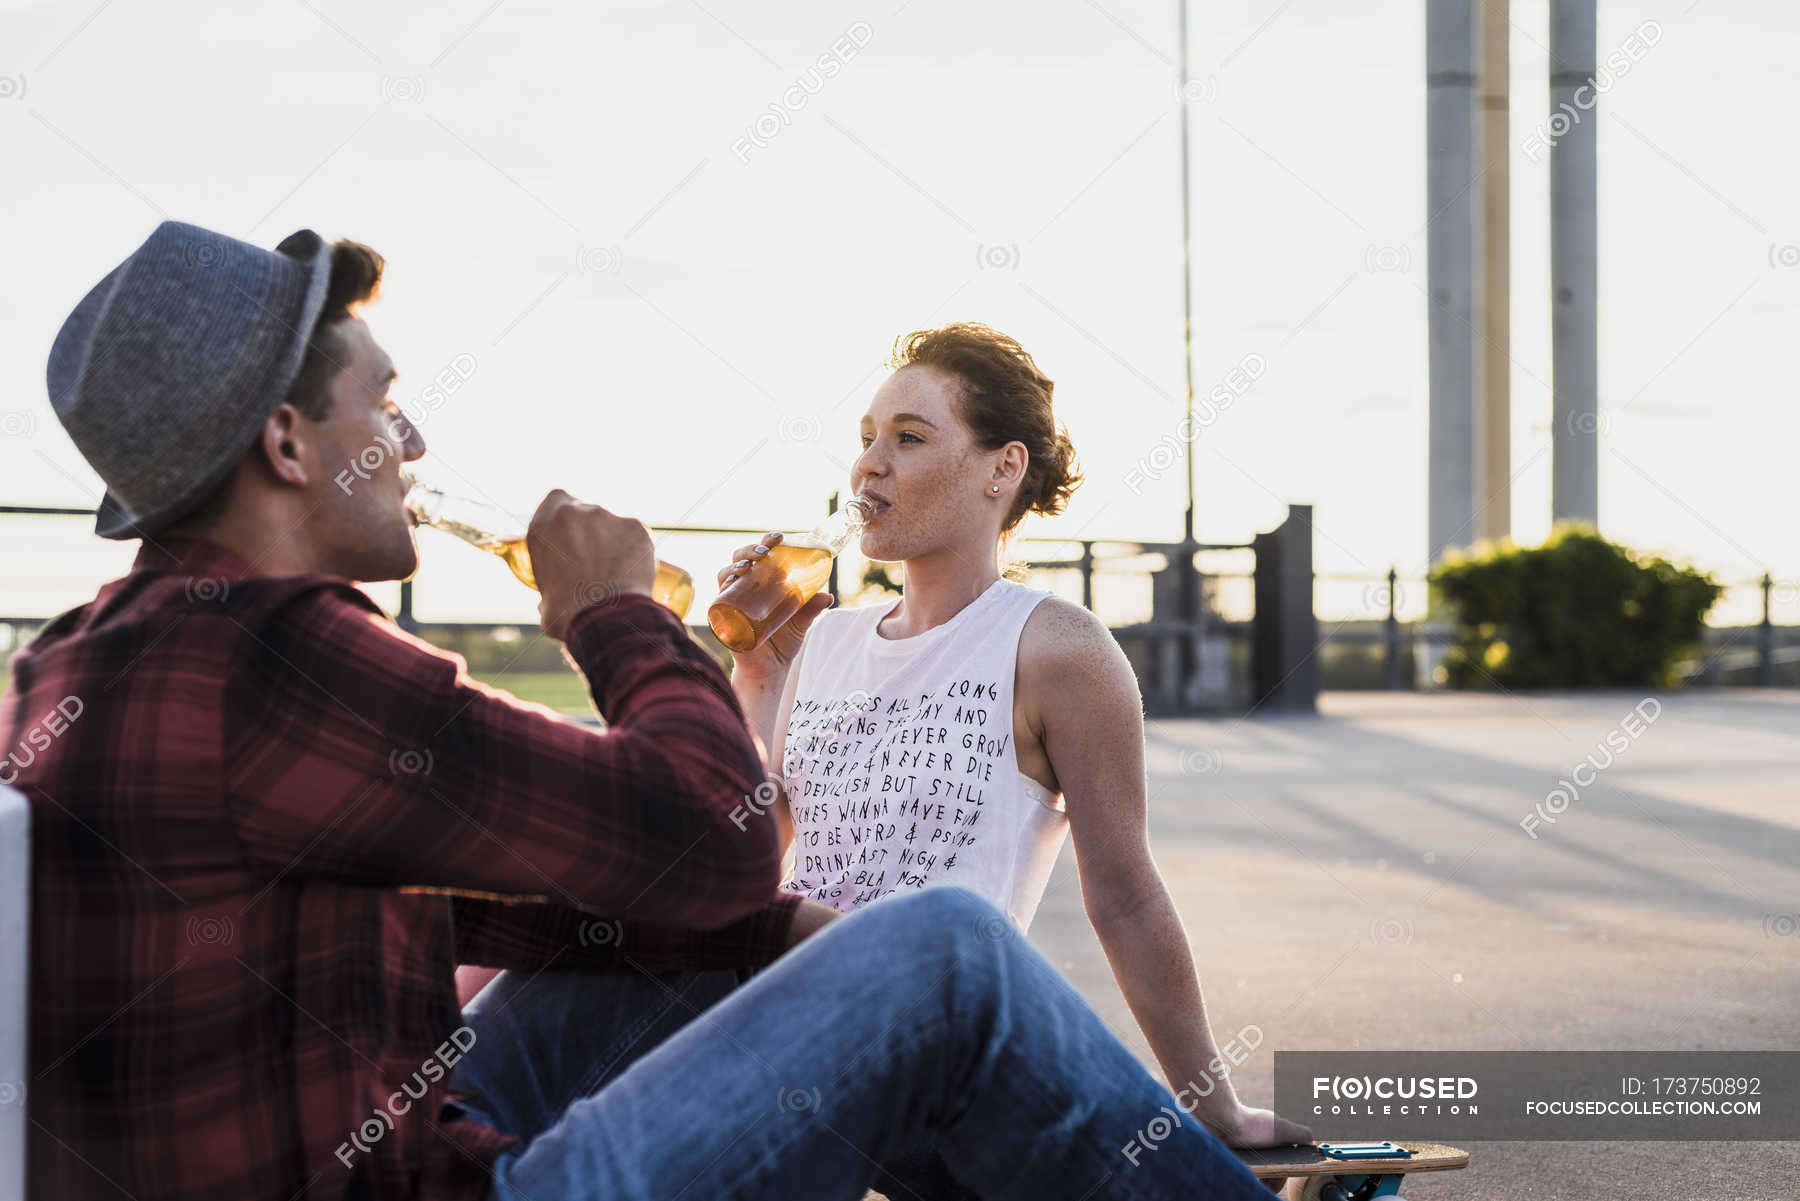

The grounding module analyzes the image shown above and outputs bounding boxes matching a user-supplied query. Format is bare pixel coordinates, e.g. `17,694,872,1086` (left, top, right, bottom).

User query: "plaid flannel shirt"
2,537,800,1200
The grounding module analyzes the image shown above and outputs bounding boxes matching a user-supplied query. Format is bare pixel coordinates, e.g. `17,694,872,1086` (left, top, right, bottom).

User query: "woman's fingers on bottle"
783,592,832,637
718,534,782,586
717,555,754,587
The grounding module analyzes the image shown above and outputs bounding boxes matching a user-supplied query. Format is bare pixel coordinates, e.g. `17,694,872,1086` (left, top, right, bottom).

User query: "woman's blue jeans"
449,885,1273,1200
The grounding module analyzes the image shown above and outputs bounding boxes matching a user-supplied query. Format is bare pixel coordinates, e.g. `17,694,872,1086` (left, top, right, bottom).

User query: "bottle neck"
404,481,518,548
807,499,869,556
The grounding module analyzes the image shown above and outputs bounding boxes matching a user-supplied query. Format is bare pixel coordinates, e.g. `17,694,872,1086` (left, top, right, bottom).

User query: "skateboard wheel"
1294,1180,1385,1201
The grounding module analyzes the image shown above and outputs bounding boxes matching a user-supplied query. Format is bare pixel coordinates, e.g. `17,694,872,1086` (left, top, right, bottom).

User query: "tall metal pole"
1178,0,1196,546
1426,0,1481,567
1478,0,1511,543
1550,0,1599,528
1177,0,1202,704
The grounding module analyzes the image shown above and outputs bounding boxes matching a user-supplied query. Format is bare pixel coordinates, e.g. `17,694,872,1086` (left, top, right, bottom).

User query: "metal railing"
2,499,1284,711
7,503,1794,697
1313,566,1799,689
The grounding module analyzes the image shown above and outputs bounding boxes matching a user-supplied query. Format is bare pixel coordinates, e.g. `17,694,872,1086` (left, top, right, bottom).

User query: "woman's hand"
716,533,833,680
1197,1098,1312,1148
1196,1101,1312,1195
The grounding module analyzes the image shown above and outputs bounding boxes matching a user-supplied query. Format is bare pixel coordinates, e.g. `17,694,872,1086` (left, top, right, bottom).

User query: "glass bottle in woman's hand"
708,497,871,654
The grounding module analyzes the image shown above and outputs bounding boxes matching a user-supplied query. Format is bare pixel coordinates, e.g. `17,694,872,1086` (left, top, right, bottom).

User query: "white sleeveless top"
779,578,1069,930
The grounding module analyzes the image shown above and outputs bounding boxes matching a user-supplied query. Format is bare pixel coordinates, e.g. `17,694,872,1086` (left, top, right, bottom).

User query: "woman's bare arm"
729,642,802,859
721,536,834,859
1018,599,1310,1148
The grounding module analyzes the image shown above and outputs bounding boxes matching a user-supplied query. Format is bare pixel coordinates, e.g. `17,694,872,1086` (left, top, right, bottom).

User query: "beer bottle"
402,475,696,618
708,497,872,653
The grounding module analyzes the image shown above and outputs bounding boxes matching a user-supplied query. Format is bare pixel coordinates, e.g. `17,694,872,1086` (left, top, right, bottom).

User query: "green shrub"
1429,524,1722,688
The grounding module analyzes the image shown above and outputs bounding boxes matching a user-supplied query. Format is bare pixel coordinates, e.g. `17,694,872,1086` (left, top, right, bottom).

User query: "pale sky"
2,0,1794,627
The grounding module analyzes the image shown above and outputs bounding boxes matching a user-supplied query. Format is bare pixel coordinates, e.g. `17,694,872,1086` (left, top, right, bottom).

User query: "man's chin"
343,538,419,586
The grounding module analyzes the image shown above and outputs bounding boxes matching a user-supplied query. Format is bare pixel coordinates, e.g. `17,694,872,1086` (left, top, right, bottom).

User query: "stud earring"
991,485,1001,493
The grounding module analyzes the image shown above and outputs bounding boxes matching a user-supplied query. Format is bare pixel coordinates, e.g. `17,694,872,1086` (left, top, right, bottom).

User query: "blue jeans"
449,886,1272,1199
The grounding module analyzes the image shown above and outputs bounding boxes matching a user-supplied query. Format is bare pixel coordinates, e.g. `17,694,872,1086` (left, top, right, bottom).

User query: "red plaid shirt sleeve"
225,582,787,926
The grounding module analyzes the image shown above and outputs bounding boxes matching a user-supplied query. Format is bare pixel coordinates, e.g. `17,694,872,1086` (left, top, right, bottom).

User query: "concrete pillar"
1478,0,1511,543
1550,0,1599,527
1427,0,1481,566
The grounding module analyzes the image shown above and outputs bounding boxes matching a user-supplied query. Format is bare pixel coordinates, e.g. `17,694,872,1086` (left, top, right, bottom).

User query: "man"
5,220,1294,1199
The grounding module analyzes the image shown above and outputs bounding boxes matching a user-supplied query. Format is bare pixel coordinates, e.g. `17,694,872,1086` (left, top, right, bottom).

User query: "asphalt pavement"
1025,688,1800,1200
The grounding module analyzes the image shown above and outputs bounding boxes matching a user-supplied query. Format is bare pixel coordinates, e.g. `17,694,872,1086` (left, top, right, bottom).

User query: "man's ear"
254,403,313,489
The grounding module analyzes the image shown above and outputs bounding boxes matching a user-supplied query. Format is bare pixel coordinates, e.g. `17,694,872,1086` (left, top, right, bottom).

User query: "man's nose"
402,426,427,461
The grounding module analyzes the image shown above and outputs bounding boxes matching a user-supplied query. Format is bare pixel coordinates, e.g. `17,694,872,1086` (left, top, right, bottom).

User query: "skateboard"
1235,1141,1468,1199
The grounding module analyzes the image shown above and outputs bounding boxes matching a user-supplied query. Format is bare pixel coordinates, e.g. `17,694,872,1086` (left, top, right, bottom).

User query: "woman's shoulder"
1016,596,1133,694
1019,593,1111,644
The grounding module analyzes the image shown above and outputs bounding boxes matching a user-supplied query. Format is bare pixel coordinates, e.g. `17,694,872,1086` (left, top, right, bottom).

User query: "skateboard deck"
1235,1141,1467,1199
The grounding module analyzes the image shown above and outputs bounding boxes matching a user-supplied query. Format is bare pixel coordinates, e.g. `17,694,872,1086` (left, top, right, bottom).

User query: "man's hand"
529,489,657,641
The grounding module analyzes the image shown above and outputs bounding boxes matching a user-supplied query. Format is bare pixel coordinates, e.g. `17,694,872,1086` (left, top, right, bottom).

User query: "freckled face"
852,365,993,562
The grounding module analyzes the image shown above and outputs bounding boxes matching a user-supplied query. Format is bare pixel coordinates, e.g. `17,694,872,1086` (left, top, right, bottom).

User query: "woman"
721,322,1308,1156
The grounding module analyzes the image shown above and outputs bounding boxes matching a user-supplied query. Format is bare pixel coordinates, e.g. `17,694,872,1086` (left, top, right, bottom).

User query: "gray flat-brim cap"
46,221,334,540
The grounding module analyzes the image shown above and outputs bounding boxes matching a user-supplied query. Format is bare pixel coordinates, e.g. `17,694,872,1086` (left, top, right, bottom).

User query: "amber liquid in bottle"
405,477,695,618
484,537,695,618
708,498,869,653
